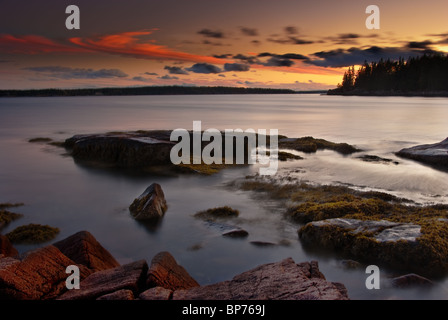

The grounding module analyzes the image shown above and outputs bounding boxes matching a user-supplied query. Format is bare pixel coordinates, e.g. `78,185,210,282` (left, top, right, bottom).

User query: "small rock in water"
129,183,167,220
222,229,249,238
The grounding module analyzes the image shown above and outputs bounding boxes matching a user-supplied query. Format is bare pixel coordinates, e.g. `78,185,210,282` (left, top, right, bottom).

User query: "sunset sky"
1,0,447,90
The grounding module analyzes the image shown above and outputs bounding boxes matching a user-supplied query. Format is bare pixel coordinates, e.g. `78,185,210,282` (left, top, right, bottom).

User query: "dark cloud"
213,54,232,59
258,52,308,60
407,40,433,49
202,40,225,46
239,27,258,36
251,40,261,46
232,54,260,64
284,26,298,35
263,56,294,67
164,66,189,75
158,75,179,80
224,63,250,72
24,66,128,79
306,46,433,68
267,36,313,45
144,72,158,76
186,63,222,74
133,76,151,82
197,29,225,39
338,33,360,39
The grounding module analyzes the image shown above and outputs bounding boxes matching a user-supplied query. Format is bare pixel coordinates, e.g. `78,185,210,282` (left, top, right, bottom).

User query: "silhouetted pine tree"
329,53,448,95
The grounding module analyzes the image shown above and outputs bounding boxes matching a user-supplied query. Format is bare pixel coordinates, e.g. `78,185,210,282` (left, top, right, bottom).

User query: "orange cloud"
0,34,88,54
69,30,226,64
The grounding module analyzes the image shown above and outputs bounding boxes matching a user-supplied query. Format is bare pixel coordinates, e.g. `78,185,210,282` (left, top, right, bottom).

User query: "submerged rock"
279,136,361,155
396,137,448,171
357,154,399,165
129,183,168,220
194,206,240,221
390,273,434,288
6,224,60,244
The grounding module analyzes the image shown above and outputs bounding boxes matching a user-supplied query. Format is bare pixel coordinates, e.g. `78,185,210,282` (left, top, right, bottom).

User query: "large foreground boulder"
53,231,120,272
146,251,200,290
396,137,448,171
57,260,148,300
172,258,348,300
129,183,168,220
0,245,92,300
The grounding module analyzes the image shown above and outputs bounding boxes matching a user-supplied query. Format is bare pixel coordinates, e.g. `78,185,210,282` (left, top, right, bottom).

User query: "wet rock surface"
0,231,350,300
129,183,168,220
396,137,448,171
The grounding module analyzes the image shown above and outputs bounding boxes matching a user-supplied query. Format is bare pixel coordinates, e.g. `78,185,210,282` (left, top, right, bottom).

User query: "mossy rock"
279,136,361,155
6,224,60,244
0,209,23,229
194,206,240,220
236,177,448,276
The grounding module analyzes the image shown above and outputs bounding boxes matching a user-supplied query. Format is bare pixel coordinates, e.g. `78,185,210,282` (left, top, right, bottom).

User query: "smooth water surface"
1,94,448,300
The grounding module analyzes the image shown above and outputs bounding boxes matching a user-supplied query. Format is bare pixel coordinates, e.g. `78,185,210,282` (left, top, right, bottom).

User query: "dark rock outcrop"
129,183,168,220
0,245,92,300
146,252,200,291
396,138,448,171
0,235,18,258
64,131,175,168
279,136,361,155
53,230,120,272
58,260,148,300
172,258,348,300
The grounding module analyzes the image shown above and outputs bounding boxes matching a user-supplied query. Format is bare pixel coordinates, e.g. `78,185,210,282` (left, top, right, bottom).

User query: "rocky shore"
396,138,448,171
0,231,348,300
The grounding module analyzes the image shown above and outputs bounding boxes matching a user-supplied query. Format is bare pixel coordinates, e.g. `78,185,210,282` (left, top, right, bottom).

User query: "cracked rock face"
172,258,348,300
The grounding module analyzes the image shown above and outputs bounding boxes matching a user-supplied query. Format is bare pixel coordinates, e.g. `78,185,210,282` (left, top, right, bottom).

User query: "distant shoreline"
0,86,328,97
327,89,448,97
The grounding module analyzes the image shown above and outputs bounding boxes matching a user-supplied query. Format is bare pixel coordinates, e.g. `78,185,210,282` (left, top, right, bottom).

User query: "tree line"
328,54,448,96
0,86,296,97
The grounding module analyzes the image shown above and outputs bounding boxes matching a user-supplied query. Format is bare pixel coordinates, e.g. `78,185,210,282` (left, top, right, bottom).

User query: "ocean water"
0,94,448,300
